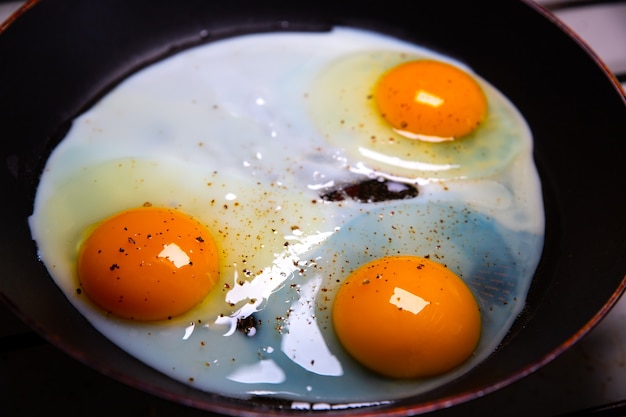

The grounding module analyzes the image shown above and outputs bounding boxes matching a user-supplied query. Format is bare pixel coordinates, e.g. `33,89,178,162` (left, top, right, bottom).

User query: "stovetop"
1,1,625,416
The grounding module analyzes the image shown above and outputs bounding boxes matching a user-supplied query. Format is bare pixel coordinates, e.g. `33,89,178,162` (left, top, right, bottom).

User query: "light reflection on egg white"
223,230,333,319
307,179,335,191
226,359,286,384
182,323,195,340
393,129,455,143
349,162,427,186
290,401,394,411
281,273,343,376
214,315,239,336
358,146,460,173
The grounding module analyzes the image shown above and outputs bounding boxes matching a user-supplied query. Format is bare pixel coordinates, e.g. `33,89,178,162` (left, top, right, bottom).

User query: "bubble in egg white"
29,27,544,407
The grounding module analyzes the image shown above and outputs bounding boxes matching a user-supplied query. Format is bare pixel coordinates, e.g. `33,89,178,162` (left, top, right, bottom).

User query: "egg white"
29,27,544,406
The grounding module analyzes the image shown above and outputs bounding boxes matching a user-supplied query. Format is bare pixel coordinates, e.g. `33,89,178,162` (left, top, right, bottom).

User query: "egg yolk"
374,60,487,141
332,255,481,379
77,207,219,321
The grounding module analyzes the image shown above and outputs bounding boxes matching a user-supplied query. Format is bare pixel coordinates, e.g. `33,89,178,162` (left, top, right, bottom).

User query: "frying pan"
1,0,625,415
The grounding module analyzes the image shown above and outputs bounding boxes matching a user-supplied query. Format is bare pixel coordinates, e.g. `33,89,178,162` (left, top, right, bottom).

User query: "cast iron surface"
1,0,625,415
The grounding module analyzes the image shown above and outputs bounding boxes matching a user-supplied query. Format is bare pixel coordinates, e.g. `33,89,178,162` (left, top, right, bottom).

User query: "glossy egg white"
29,27,544,407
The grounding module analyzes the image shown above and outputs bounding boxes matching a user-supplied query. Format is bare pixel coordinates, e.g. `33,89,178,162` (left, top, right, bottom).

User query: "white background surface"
1,1,625,416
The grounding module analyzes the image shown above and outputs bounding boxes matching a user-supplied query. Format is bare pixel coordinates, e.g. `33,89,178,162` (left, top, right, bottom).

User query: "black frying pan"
1,0,625,415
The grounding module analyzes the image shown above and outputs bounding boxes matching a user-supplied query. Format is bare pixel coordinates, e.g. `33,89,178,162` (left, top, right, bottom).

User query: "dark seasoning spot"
320,178,419,203
237,314,260,336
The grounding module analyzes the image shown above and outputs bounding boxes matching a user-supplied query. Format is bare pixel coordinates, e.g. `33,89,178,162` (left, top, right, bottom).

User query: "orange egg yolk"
374,60,487,141
332,255,481,379
77,207,219,321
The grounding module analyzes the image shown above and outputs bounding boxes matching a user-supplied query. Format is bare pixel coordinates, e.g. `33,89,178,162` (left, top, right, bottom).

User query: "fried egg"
28,27,544,407
308,50,528,182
